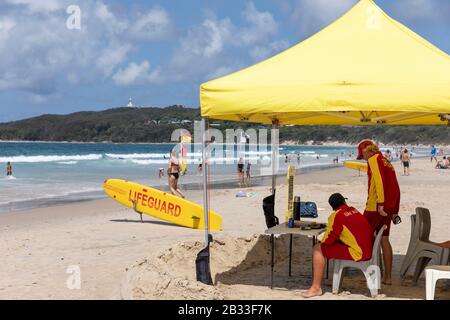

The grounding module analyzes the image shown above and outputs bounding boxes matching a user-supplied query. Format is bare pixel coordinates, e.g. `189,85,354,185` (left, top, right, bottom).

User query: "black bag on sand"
263,194,279,228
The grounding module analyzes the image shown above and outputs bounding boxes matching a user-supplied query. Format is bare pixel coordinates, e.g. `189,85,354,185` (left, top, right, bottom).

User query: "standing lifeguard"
357,139,401,285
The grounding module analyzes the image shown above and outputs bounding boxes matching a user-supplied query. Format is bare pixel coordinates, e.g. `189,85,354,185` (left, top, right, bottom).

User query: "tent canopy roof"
200,0,450,126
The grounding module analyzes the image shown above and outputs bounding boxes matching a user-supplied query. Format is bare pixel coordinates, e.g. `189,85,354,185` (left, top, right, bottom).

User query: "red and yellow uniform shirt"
365,152,400,216
321,205,373,261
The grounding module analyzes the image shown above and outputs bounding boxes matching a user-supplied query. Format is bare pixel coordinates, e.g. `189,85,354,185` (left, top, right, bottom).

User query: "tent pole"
195,117,213,285
271,122,279,195
201,117,210,246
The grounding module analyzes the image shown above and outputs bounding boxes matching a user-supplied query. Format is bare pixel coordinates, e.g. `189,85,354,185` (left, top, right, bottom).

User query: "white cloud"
250,39,290,62
94,2,128,34
6,0,63,13
0,17,16,43
0,0,171,96
112,61,160,86
129,7,173,40
170,16,234,73
240,2,278,45
292,0,357,36
206,66,240,80
29,94,48,104
96,44,132,77
168,2,282,82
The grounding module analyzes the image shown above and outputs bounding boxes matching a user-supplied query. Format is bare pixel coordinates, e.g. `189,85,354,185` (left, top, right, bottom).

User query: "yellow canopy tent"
201,0,450,125
195,0,450,284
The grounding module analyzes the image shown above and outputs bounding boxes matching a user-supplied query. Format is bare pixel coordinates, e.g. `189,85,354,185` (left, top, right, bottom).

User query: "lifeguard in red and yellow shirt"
357,139,401,286
302,193,373,298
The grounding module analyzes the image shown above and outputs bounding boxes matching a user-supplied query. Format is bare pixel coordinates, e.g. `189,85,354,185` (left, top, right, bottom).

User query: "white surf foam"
106,153,170,159
131,159,168,165
0,154,103,163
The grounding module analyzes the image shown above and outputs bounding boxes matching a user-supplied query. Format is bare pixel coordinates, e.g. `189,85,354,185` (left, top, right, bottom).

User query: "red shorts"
321,242,354,261
364,211,391,236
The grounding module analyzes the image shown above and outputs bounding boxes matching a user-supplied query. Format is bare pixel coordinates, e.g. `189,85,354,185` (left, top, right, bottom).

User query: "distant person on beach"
237,157,245,186
401,149,411,176
246,162,251,184
285,154,289,163
384,150,392,162
198,158,203,175
435,156,449,169
438,146,444,156
357,139,401,286
302,193,373,298
6,162,12,176
158,168,165,179
430,145,438,163
333,156,339,167
167,150,185,199
297,153,301,165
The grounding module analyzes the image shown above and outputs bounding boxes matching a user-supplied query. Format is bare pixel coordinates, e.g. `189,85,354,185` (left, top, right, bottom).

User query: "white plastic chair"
332,225,386,297
425,265,450,300
400,208,450,283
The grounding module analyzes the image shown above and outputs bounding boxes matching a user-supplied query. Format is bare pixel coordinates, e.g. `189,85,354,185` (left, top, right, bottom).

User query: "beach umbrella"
197,0,450,283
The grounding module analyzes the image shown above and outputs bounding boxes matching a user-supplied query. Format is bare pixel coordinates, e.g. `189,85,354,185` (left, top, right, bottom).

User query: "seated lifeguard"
302,193,373,298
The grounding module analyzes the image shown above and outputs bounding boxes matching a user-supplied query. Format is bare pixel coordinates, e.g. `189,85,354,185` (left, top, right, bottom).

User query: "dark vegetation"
0,106,448,145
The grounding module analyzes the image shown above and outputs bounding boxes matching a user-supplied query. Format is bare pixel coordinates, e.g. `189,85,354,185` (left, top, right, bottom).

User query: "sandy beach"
0,157,449,300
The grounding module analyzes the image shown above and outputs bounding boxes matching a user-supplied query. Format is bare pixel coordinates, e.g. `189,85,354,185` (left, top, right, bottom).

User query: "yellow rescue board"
343,161,368,173
103,179,222,231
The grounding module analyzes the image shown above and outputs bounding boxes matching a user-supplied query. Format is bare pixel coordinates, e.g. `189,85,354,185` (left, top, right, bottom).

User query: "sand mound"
118,234,440,300
118,234,313,300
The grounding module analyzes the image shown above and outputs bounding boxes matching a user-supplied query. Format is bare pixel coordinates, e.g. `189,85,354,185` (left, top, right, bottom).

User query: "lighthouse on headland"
127,98,135,108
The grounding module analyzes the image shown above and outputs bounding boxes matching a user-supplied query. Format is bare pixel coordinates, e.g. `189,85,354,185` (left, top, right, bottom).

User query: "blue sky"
0,0,449,122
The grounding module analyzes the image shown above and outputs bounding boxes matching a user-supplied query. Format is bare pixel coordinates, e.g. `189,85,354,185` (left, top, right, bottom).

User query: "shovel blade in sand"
196,245,213,285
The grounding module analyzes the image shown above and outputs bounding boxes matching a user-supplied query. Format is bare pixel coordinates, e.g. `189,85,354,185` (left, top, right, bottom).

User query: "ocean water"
0,142,427,213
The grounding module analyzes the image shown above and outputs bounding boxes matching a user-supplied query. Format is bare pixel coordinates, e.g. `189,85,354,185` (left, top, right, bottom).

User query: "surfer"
167,150,185,199
6,162,12,176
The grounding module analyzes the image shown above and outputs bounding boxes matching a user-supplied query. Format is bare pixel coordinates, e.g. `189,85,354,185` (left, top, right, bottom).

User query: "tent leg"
196,117,213,285
271,123,279,195
201,117,210,246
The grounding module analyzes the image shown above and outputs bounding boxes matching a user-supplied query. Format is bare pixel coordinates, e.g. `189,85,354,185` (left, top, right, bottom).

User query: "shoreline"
0,162,343,214
0,154,433,214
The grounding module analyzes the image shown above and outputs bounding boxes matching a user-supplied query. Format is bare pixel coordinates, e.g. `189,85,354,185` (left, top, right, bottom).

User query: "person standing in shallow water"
167,150,185,199
6,162,12,176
